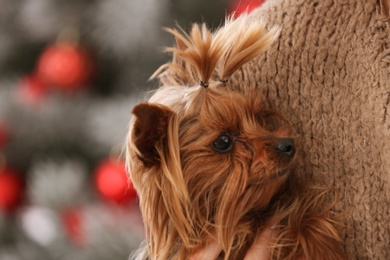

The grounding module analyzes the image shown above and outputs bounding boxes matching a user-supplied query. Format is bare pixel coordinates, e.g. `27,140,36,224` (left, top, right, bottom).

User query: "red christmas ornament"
0,167,23,212
17,74,48,106
229,0,265,18
0,122,8,150
94,159,137,204
37,43,93,92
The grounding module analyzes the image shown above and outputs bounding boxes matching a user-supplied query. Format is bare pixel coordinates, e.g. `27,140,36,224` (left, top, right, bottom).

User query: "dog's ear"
131,102,175,167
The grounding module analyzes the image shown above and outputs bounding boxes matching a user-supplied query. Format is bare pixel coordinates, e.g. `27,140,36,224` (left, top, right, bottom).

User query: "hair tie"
220,79,228,84
200,81,209,88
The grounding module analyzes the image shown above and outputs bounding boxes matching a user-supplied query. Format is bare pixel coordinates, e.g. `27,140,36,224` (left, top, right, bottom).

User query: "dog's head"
127,15,291,259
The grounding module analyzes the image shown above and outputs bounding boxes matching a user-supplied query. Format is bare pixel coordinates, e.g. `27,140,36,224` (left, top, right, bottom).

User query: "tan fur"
151,15,279,88
127,14,345,260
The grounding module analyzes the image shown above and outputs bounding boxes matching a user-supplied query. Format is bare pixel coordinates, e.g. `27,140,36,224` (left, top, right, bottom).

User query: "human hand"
190,226,276,260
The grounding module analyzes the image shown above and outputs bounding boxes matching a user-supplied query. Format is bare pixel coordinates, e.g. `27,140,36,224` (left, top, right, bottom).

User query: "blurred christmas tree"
0,0,228,259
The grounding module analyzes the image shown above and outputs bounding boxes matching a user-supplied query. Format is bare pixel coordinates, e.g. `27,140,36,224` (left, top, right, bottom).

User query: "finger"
244,227,276,260
190,240,222,260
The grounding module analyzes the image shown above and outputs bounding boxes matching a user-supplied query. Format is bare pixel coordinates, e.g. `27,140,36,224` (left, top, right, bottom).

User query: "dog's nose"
275,138,295,157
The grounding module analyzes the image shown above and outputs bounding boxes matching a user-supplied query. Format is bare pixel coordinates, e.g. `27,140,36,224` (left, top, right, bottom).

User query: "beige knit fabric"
229,0,390,259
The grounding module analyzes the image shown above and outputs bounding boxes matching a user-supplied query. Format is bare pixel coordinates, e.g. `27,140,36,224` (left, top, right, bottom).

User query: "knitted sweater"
230,0,390,258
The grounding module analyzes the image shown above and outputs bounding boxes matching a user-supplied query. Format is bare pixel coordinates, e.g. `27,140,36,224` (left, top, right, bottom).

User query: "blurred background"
0,0,263,259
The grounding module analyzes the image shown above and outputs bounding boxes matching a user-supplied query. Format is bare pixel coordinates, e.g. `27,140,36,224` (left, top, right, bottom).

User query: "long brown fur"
127,14,345,260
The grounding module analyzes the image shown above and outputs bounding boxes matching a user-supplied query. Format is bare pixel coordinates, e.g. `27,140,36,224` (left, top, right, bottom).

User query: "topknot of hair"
151,14,281,88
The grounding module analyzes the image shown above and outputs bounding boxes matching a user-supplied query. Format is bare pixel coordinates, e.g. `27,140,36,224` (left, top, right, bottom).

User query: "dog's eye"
212,133,234,153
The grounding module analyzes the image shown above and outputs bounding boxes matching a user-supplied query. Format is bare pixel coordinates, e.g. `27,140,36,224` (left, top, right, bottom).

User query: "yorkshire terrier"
127,14,345,260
